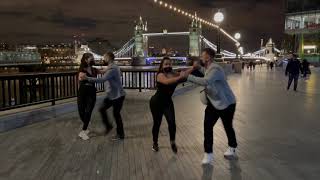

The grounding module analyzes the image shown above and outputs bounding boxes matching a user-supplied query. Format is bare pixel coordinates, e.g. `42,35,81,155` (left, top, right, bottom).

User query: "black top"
155,81,177,99
79,67,98,87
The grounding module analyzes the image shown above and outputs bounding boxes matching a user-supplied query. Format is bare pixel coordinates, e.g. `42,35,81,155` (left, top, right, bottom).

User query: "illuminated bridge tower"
133,17,148,65
189,14,202,57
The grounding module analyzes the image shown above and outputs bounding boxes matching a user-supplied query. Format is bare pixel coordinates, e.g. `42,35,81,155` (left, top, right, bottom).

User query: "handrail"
0,68,192,111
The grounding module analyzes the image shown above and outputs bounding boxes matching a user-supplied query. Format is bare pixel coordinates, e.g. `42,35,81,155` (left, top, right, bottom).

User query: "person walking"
270,61,274,70
77,53,99,140
184,48,238,164
150,57,185,153
80,52,126,141
286,53,301,91
301,59,310,79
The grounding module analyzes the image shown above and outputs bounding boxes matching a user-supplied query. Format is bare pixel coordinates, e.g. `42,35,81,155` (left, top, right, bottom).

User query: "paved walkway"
1,66,320,180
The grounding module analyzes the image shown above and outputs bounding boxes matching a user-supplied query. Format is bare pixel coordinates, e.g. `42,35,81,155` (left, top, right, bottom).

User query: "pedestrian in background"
286,53,301,91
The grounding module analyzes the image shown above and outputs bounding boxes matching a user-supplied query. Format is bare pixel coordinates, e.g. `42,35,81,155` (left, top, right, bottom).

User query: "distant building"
0,45,41,65
0,43,9,51
37,43,76,64
254,38,280,62
75,44,104,64
284,0,320,63
87,38,116,55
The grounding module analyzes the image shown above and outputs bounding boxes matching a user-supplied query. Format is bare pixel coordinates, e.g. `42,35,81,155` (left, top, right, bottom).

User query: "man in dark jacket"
285,53,301,91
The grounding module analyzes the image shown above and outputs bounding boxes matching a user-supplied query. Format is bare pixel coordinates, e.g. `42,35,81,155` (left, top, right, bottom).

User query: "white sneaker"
224,147,237,159
84,130,90,135
201,153,214,165
78,131,90,140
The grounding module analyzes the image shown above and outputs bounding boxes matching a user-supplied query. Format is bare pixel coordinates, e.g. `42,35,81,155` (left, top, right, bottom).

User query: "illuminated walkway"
1,66,320,180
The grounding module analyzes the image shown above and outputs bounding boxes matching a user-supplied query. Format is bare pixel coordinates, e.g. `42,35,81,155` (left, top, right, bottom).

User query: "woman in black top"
150,57,185,153
77,53,99,140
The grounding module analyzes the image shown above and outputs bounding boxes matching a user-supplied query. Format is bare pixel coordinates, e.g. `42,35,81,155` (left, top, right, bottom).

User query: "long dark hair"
79,53,94,72
157,57,171,75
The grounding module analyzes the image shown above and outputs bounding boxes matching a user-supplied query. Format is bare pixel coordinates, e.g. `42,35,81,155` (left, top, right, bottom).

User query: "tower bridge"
76,17,243,65
76,16,279,65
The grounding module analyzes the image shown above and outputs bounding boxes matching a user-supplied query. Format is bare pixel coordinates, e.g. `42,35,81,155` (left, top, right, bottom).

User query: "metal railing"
0,69,159,111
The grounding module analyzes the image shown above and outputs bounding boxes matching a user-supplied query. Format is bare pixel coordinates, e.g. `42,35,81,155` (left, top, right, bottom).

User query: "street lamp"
234,33,241,59
213,11,224,55
238,46,244,55
234,33,241,40
214,12,224,23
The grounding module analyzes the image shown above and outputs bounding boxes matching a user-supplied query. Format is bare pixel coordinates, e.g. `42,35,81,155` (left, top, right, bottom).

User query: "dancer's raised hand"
193,60,201,70
78,72,87,81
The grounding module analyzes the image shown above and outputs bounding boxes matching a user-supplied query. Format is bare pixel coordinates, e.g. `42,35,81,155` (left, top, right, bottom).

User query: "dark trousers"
77,86,96,130
302,68,308,78
150,96,176,144
99,96,125,137
204,103,237,153
287,74,299,91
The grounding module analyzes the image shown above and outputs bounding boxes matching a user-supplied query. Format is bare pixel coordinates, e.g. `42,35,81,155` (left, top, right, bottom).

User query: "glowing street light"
234,33,241,59
152,0,241,48
234,33,241,40
213,11,224,55
213,12,224,24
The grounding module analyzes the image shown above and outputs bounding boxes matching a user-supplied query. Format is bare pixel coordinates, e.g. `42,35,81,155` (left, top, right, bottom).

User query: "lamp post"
234,33,241,59
238,46,244,59
214,11,224,55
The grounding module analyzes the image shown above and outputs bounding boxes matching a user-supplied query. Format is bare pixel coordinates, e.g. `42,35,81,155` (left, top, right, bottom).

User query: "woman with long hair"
149,57,185,153
77,53,99,140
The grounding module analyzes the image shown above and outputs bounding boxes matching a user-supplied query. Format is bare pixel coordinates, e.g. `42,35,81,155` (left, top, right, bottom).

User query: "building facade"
284,0,320,64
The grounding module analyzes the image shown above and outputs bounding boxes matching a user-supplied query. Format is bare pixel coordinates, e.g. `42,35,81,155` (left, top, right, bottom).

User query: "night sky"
0,0,285,52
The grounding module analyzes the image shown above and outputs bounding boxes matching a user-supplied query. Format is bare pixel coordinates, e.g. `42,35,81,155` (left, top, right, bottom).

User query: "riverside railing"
0,68,160,111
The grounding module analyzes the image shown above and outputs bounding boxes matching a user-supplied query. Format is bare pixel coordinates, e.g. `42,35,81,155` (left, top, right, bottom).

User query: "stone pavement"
0,66,320,180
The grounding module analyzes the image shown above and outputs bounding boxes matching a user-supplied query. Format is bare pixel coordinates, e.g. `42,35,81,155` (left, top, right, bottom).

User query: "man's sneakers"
224,147,237,159
202,147,237,165
202,153,214,165
78,130,90,141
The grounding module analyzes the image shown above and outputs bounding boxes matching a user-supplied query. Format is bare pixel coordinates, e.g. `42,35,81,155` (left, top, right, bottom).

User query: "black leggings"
77,85,96,130
150,95,176,144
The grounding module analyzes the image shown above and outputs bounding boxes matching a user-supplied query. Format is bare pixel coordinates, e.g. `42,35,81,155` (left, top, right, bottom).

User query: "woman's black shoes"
171,142,178,154
152,143,159,152
152,142,177,153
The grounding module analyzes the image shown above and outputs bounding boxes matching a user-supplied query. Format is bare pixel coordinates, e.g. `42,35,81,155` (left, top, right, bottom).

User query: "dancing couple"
150,48,238,165
77,52,126,141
